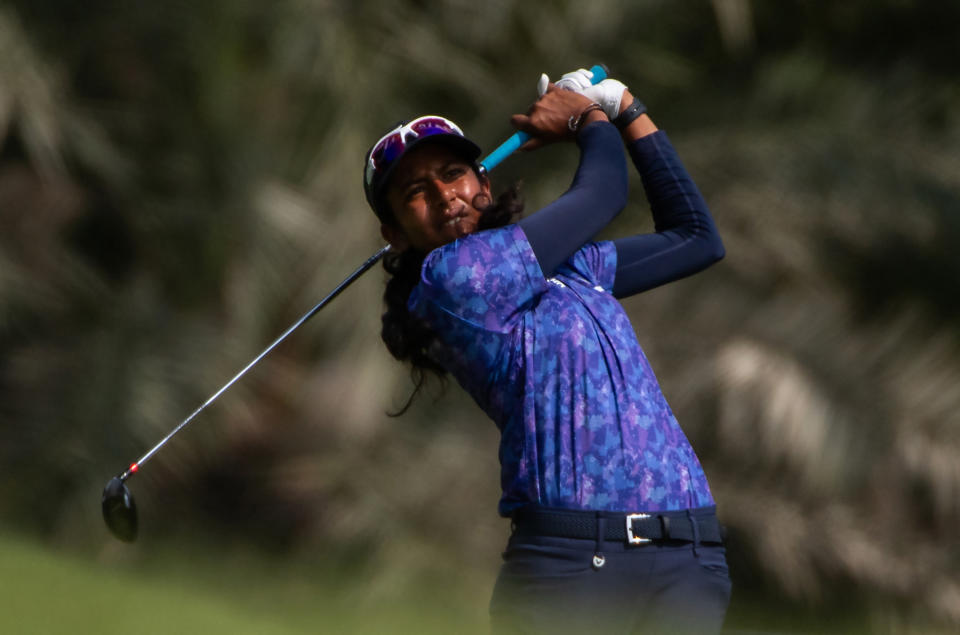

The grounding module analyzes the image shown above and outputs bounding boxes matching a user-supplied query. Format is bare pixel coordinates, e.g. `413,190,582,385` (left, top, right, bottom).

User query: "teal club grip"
479,64,609,173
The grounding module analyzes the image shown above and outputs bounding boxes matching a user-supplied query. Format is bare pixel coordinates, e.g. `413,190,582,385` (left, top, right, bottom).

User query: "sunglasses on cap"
364,116,466,188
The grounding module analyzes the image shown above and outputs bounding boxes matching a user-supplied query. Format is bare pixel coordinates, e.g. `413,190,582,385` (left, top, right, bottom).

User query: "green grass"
3,532,951,635
0,533,489,635
2,536,294,635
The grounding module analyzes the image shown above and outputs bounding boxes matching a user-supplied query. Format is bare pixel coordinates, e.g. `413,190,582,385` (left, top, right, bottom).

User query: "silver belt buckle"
625,513,652,544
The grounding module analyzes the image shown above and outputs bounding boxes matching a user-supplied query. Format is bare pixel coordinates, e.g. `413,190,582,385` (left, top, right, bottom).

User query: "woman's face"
380,142,491,253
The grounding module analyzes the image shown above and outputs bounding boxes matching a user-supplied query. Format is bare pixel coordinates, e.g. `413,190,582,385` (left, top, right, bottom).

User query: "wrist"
613,92,657,140
582,109,609,127
613,96,647,130
567,102,606,134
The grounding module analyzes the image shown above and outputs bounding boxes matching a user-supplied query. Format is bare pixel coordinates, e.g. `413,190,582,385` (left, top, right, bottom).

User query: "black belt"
511,506,724,545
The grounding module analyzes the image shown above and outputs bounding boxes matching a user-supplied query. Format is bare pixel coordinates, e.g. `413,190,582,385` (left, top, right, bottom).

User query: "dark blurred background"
1,0,958,632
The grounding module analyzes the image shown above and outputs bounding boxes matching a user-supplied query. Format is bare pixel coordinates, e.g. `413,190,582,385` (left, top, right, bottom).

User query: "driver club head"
102,476,138,542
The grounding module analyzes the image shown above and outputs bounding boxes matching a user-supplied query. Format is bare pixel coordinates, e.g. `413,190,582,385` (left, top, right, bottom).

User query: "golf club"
102,64,608,542
102,244,390,541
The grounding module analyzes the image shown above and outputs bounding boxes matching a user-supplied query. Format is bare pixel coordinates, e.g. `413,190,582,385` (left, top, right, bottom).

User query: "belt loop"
687,509,700,557
660,514,671,539
592,513,606,570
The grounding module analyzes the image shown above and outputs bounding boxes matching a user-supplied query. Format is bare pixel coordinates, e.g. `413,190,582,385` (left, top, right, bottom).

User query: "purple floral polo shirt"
409,223,714,516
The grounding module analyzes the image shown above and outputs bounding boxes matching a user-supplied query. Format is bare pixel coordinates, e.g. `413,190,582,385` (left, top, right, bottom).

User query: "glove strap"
613,96,647,130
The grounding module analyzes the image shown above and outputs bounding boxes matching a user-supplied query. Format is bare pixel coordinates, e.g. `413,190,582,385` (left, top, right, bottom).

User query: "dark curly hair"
381,175,524,415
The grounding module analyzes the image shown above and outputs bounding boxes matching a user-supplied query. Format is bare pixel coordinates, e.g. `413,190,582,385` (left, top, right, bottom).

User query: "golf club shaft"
120,244,391,481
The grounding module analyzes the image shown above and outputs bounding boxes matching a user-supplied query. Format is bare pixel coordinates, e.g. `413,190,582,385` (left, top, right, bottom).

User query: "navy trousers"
489,533,731,634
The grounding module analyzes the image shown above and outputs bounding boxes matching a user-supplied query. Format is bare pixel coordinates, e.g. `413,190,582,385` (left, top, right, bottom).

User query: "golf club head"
102,476,137,542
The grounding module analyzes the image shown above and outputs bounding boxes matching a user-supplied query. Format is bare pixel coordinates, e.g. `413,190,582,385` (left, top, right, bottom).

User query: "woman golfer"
363,69,731,633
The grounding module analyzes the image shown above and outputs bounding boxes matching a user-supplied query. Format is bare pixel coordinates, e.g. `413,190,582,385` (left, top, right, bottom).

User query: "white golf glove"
538,68,627,121
555,68,596,92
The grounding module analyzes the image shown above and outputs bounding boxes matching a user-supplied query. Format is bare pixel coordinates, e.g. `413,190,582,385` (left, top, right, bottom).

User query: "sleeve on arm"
611,131,725,298
566,240,619,293
518,122,628,277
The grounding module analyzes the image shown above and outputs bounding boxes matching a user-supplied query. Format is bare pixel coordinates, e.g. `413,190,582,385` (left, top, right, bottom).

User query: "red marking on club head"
129,463,139,473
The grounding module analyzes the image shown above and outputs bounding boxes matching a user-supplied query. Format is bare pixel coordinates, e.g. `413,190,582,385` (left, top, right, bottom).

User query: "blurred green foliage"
1,0,959,632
